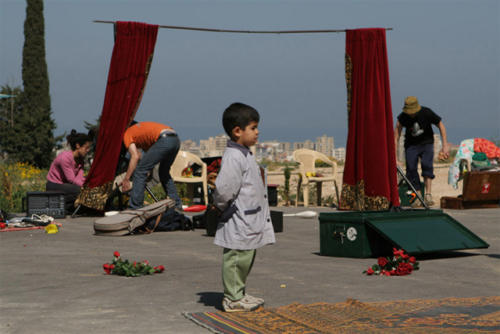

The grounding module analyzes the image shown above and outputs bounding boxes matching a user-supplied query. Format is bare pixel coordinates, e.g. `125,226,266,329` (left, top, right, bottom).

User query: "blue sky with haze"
1,0,498,147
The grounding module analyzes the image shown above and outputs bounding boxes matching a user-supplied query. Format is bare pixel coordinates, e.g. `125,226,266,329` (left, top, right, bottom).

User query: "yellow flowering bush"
0,162,47,212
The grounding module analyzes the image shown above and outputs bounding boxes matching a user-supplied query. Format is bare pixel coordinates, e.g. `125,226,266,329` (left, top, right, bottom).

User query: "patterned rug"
183,296,500,333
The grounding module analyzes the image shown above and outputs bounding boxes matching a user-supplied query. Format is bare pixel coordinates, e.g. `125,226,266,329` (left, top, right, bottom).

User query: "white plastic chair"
293,149,337,207
170,151,208,205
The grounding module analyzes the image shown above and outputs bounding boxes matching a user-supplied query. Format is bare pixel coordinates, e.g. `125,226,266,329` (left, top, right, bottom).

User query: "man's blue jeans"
405,143,435,191
129,134,181,209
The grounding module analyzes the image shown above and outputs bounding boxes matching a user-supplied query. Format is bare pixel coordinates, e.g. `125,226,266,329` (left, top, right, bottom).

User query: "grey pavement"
0,207,499,333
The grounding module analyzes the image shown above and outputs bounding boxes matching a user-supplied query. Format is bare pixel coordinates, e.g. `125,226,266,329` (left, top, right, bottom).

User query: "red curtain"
77,21,158,210
340,28,400,210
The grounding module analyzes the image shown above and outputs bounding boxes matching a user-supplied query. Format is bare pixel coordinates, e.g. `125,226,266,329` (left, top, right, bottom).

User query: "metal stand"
396,165,429,209
145,185,159,202
71,204,81,218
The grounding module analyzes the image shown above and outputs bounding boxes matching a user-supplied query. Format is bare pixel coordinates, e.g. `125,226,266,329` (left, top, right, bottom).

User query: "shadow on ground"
312,250,482,261
197,292,224,310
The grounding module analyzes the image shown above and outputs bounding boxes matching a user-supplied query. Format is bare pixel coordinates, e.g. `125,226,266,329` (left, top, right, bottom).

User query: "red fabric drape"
86,21,158,188
340,28,399,210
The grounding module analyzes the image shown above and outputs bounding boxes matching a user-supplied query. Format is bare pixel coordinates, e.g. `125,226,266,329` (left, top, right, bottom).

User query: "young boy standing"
213,102,275,312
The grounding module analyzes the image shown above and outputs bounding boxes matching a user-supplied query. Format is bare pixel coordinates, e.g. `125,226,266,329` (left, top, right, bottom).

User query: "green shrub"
0,162,47,212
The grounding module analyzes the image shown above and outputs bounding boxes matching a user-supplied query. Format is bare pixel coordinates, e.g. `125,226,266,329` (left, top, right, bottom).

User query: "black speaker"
267,184,278,206
270,210,283,233
25,191,66,218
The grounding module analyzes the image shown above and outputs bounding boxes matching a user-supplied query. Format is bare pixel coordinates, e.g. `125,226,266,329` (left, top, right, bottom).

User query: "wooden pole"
94,20,392,34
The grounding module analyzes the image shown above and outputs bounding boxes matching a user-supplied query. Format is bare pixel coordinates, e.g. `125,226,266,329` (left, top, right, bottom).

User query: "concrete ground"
0,206,498,334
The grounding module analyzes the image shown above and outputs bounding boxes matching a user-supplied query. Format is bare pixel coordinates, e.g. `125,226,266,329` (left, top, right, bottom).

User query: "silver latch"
333,226,346,244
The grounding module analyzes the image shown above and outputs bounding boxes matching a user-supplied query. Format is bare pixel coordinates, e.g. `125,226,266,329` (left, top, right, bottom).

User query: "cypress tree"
19,0,56,168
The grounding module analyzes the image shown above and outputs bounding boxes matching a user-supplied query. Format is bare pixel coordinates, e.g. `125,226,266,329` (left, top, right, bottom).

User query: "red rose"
377,257,389,267
0,223,6,229
113,251,120,258
393,248,405,257
103,263,111,275
409,256,416,263
154,265,165,273
366,268,374,275
401,253,409,259
396,263,413,276
110,264,115,270
384,271,391,276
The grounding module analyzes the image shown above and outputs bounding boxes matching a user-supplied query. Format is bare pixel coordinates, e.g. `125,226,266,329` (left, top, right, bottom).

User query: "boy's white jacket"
213,141,276,250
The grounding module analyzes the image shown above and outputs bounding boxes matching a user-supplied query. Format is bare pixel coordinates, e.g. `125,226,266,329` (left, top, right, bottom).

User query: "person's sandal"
424,194,435,207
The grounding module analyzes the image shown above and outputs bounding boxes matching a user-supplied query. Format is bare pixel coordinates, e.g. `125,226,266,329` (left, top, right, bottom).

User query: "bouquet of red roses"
364,248,419,276
103,251,165,277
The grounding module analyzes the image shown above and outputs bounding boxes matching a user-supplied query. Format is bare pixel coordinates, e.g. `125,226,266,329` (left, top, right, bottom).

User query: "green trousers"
222,248,256,301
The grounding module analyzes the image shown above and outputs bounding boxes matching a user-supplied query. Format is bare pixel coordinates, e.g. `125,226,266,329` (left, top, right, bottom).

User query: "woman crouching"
46,130,92,213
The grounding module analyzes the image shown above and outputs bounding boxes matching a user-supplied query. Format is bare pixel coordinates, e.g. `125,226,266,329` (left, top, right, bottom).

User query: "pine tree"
19,0,56,168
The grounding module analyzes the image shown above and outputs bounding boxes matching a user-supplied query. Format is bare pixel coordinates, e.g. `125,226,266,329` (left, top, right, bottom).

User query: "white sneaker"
244,294,264,306
222,297,261,312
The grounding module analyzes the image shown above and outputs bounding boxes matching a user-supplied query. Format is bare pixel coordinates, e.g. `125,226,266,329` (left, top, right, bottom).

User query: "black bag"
0,209,10,222
144,208,193,232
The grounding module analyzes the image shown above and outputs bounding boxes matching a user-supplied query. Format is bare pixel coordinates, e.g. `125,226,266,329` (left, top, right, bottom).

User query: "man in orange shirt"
121,122,181,209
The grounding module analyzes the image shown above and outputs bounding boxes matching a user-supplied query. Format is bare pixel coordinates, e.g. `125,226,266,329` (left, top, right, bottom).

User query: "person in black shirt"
395,96,449,206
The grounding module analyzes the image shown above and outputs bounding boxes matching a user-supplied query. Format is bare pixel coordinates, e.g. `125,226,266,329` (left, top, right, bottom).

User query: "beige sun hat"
402,96,421,115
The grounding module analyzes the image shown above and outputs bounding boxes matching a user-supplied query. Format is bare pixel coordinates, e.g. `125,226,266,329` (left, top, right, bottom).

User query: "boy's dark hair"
222,103,260,139
66,129,91,151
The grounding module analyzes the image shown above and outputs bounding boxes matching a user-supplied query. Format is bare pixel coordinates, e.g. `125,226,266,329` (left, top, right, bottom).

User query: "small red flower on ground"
393,248,405,257
103,263,111,275
378,257,388,267
364,249,419,276
103,252,164,277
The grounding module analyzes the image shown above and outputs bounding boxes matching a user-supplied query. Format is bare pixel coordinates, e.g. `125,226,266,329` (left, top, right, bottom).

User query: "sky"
1,0,499,147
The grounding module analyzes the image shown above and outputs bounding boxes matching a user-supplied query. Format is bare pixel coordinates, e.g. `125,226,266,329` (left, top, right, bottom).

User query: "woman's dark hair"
222,102,260,139
66,129,91,151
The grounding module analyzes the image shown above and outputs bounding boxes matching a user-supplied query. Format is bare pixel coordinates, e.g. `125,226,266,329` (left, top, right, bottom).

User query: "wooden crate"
441,170,500,209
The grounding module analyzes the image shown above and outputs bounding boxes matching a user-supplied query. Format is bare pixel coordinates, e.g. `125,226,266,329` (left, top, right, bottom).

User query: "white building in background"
215,134,229,152
180,139,197,151
279,142,291,155
255,141,288,161
303,140,315,150
316,135,335,157
199,134,229,157
292,142,304,151
293,140,315,151
334,147,346,162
